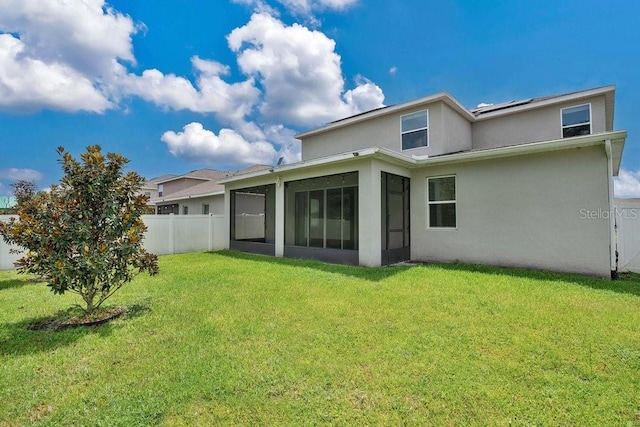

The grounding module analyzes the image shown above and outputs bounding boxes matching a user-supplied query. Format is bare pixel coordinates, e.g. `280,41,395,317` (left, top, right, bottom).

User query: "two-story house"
220,85,626,278
149,166,270,215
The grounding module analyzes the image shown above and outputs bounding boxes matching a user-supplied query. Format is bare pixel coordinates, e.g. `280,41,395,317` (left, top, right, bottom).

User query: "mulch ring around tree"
28,306,130,331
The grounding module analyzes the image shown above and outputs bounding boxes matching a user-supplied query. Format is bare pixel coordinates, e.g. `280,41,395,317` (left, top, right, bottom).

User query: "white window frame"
427,175,457,229
202,204,210,215
182,205,188,215
158,184,164,197
401,109,429,151
561,103,591,138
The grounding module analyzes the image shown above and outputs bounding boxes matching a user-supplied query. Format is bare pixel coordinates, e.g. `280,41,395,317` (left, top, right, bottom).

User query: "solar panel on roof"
472,98,534,115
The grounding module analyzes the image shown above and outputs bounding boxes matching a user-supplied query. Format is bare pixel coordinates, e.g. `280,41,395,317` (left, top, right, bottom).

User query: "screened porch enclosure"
284,172,359,264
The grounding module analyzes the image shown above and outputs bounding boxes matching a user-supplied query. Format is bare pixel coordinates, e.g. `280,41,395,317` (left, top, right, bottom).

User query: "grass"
1,251,639,426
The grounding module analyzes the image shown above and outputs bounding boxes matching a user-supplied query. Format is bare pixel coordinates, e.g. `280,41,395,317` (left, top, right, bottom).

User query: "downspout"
605,139,618,279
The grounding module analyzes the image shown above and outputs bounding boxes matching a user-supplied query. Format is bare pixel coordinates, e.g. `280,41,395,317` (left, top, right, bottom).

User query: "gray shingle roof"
149,165,271,203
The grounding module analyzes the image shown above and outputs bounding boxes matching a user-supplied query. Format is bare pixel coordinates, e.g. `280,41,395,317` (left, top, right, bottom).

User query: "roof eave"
221,131,627,186
415,131,626,174
475,85,616,121
295,92,475,140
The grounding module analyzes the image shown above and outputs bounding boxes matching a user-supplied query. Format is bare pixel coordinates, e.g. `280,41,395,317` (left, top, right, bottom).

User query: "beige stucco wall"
410,145,611,276
442,102,473,154
162,178,207,196
301,114,399,160
301,101,472,161
472,95,607,150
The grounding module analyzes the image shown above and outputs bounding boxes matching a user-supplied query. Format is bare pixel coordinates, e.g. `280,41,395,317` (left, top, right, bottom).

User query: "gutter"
605,139,618,279
409,131,626,167
220,131,627,185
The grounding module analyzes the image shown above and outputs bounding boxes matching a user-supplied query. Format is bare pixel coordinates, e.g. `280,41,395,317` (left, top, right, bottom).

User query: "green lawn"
1,251,639,426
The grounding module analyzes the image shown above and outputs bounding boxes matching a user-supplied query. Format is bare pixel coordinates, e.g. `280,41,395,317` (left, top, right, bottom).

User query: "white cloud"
121,57,260,126
0,168,44,182
0,2,384,169
264,124,301,164
389,66,398,76
343,75,385,115
232,0,357,16
228,12,384,127
161,122,277,166
0,34,112,113
615,169,640,199
272,0,358,16
231,0,280,16
316,0,357,10
0,0,136,113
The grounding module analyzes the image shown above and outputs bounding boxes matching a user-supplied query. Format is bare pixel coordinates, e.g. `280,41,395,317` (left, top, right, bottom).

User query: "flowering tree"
0,146,158,314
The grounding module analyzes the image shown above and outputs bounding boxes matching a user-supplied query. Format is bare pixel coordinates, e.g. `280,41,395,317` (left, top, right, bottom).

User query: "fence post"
169,213,175,254
208,213,213,252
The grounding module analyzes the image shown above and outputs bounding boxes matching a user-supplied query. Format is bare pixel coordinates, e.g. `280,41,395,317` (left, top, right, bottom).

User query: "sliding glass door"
292,186,358,250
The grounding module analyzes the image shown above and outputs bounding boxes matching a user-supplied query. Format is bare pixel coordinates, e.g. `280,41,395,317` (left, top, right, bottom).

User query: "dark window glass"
402,130,428,150
401,110,428,150
562,105,590,126
562,124,591,138
401,111,428,132
562,105,591,138
429,203,456,228
429,177,456,202
428,176,456,228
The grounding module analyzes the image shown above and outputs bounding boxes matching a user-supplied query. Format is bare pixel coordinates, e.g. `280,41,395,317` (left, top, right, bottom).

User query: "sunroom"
221,149,414,267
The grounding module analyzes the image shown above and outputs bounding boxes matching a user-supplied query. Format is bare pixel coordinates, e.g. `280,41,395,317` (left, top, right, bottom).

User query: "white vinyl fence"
0,216,21,270
0,214,227,270
616,202,640,273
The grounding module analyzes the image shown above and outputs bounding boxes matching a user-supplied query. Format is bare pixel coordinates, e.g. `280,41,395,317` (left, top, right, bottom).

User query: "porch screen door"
381,172,410,265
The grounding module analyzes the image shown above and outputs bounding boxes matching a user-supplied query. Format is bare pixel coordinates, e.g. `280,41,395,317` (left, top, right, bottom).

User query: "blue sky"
0,0,639,197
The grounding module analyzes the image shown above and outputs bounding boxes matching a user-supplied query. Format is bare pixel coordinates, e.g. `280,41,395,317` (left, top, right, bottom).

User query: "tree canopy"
0,146,159,314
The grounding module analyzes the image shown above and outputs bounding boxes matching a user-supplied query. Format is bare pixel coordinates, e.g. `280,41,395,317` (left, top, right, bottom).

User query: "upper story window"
401,110,429,150
561,104,591,138
158,184,164,197
202,204,210,215
182,205,189,215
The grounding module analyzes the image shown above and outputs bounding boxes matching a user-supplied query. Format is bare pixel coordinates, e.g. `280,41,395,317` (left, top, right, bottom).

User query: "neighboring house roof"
152,168,232,186
145,174,178,185
149,165,270,205
297,85,615,139
182,169,233,180
152,179,225,203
